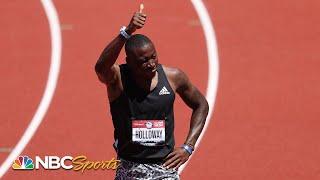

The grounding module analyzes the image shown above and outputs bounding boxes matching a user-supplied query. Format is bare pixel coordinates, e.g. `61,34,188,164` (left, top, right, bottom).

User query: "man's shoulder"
162,65,189,92
162,65,183,78
162,65,187,80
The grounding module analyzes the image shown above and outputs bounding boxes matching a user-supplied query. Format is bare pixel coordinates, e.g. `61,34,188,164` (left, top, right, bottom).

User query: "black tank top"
110,64,175,163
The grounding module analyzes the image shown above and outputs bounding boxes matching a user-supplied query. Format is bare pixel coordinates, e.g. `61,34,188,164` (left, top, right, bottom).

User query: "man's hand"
126,4,146,35
163,147,190,170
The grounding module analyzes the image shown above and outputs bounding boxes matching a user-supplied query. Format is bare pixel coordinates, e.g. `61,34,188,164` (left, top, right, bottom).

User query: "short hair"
125,34,153,57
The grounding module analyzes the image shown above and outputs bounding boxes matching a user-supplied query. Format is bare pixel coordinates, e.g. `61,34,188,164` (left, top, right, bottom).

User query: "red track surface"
1,0,320,179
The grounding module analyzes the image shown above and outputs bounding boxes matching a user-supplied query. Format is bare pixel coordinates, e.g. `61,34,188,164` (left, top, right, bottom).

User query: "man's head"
125,34,158,79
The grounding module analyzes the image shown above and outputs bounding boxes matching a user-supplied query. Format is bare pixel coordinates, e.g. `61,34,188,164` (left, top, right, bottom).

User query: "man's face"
126,43,158,79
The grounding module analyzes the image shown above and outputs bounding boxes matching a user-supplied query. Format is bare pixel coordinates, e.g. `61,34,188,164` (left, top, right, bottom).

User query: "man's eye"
142,59,148,63
138,59,147,63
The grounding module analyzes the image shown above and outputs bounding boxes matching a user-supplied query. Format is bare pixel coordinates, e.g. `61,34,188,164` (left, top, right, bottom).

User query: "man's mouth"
145,67,156,73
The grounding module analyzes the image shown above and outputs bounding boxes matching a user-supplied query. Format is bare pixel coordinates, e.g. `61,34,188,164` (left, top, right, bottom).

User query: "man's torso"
108,64,178,163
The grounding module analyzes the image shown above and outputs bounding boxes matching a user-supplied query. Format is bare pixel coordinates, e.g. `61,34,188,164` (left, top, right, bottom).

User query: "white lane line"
178,0,219,174
0,0,62,178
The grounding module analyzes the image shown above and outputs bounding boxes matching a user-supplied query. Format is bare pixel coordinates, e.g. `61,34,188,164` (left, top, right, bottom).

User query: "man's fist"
126,4,146,35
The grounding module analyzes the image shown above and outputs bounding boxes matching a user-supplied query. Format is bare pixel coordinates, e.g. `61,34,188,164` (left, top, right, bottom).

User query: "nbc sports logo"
11,155,119,172
12,156,34,170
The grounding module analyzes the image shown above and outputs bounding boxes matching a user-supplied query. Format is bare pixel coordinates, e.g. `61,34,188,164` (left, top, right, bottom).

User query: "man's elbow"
95,60,103,74
201,98,209,117
94,61,107,84
203,98,209,114
192,97,209,114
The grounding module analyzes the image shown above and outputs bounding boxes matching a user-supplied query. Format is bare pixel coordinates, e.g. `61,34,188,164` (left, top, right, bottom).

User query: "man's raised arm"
95,5,146,84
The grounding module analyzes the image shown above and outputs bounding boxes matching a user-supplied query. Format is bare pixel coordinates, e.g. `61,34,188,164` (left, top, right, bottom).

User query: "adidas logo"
159,86,170,95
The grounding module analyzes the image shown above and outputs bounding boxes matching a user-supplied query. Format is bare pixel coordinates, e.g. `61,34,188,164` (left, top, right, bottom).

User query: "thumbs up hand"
126,4,147,35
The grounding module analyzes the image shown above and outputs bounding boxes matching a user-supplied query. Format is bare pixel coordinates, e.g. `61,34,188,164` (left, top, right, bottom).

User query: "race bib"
132,120,165,146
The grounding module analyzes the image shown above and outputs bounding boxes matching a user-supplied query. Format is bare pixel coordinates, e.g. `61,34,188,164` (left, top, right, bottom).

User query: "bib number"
132,120,165,146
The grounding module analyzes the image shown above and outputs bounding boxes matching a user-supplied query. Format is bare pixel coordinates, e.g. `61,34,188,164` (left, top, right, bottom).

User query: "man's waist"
119,156,165,164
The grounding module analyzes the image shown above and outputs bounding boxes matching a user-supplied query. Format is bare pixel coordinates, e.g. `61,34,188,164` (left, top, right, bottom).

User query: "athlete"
95,4,209,179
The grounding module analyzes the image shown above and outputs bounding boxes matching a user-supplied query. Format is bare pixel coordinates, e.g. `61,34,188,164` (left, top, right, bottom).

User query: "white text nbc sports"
35,156,73,169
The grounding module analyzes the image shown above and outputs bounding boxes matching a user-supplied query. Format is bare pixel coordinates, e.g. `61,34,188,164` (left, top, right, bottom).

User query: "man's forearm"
95,10,147,74
95,34,127,74
184,100,209,147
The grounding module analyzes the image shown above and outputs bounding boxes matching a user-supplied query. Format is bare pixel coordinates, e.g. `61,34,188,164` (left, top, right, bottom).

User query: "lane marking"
178,0,219,174
0,0,62,178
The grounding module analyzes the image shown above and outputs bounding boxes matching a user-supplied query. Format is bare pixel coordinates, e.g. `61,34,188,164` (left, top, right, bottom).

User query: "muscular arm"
164,68,209,170
94,10,146,84
175,70,209,148
94,35,126,84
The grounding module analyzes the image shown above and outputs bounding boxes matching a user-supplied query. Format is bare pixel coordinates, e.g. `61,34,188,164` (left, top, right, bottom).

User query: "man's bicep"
178,84,203,109
175,71,202,109
95,64,120,84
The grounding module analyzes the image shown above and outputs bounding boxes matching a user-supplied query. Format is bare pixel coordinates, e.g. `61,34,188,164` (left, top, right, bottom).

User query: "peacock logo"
12,156,34,170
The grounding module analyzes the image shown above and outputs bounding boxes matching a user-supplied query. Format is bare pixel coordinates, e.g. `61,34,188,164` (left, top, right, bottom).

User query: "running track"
1,0,320,179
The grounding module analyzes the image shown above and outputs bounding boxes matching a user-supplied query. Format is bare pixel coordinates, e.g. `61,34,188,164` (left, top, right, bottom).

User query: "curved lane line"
179,0,220,174
0,0,62,178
